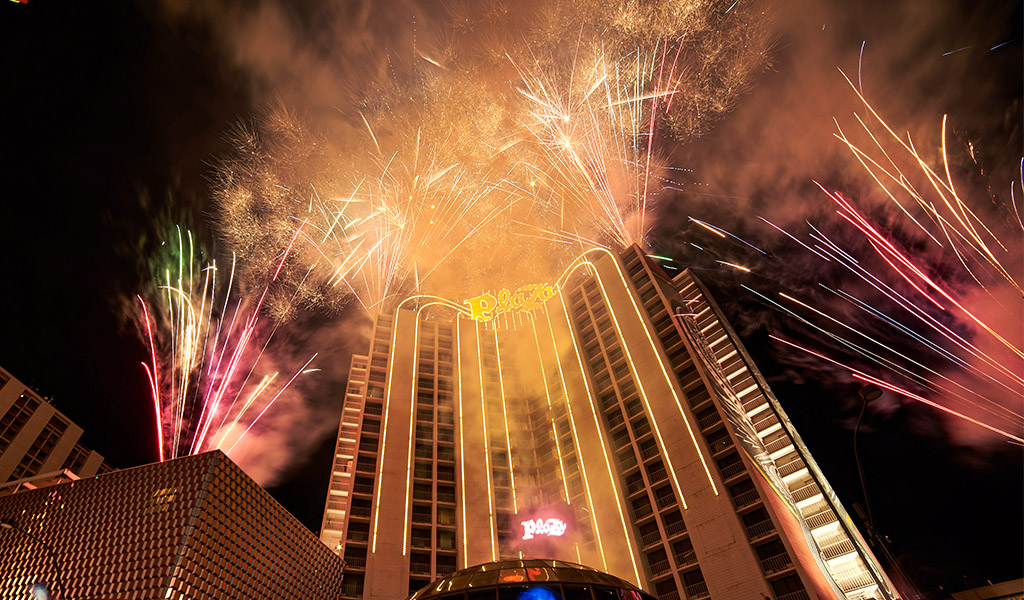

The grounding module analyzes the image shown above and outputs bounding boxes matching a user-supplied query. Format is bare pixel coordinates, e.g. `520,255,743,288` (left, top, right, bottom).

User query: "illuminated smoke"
207,0,774,316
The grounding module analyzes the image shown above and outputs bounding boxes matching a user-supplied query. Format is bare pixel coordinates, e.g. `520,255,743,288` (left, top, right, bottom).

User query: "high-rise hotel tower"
320,245,899,600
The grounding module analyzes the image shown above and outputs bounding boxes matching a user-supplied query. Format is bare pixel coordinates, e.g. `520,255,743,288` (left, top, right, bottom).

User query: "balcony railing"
777,591,810,600
641,530,663,547
410,562,432,575
648,467,668,483
839,573,878,593
626,479,647,496
763,437,791,455
821,539,857,560
759,553,793,575
655,493,676,509
806,509,838,530
732,489,760,508
753,414,780,434
352,483,374,495
639,444,660,461
687,391,712,410
790,482,821,503
657,591,679,600
697,413,720,430
633,502,654,520
778,459,807,478
745,519,775,540
719,461,745,480
664,520,687,536
345,556,367,569
742,396,766,414
350,506,371,518
709,438,731,454
648,559,670,575
674,549,697,566
684,582,709,599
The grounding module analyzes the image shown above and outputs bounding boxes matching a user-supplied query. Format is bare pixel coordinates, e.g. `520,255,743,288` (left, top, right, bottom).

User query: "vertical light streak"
455,317,469,568
561,248,719,495
476,321,498,561
492,327,519,515
401,309,426,557
585,261,689,510
528,314,579,561
528,316,573,503
555,290,639,584
386,297,470,556
371,310,402,554
137,295,165,463
542,303,611,575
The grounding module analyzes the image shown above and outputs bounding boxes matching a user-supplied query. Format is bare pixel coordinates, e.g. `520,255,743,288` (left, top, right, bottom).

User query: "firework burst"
215,0,773,314
734,86,1024,443
136,225,318,460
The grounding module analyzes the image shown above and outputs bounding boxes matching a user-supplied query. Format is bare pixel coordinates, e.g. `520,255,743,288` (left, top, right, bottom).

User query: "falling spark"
746,89,1023,443
136,226,317,460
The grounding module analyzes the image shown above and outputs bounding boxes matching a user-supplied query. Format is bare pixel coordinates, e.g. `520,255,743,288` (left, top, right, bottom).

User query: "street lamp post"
852,385,925,599
0,518,65,599
854,383,882,526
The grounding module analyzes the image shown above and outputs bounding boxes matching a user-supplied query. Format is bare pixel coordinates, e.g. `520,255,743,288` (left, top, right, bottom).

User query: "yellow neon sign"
464,284,558,322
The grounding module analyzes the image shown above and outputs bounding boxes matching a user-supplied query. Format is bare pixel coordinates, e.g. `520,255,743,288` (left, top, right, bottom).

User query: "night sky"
0,1,1020,597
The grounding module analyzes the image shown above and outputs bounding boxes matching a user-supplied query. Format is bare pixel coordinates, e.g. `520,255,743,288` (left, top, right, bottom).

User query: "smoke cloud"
653,0,1022,446
145,0,1020,481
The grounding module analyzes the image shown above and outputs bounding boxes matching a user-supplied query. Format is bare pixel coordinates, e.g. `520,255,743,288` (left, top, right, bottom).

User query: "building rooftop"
407,559,656,600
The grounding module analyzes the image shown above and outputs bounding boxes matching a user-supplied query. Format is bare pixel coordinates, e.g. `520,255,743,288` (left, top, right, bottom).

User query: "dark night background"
0,1,1020,597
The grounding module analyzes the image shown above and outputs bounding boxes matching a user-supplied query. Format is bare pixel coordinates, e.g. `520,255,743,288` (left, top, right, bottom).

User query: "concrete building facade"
321,245,899,600
0,366,111,484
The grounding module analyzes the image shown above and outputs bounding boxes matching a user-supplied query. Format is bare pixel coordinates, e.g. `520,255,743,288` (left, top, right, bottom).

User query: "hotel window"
0,394,41,452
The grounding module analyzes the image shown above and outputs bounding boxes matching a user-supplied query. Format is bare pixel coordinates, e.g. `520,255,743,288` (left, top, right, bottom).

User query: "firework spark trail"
137,295,164,463
784,213,1023,389
776,286,1021,425
213,372,277,449
769,334,1024,444
837,71,1022,294
747,284,1000,420
215,1,773,315
823,185,1024,361
852,373,1024,444
226,353,319,454
746,217,1024,436
511,41,690,249
740,98,1023,441
189,224,303,454
690,217,767,254
137,226,318,460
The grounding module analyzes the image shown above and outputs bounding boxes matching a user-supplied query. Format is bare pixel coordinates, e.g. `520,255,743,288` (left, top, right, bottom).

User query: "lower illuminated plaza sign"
521,517,568,541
